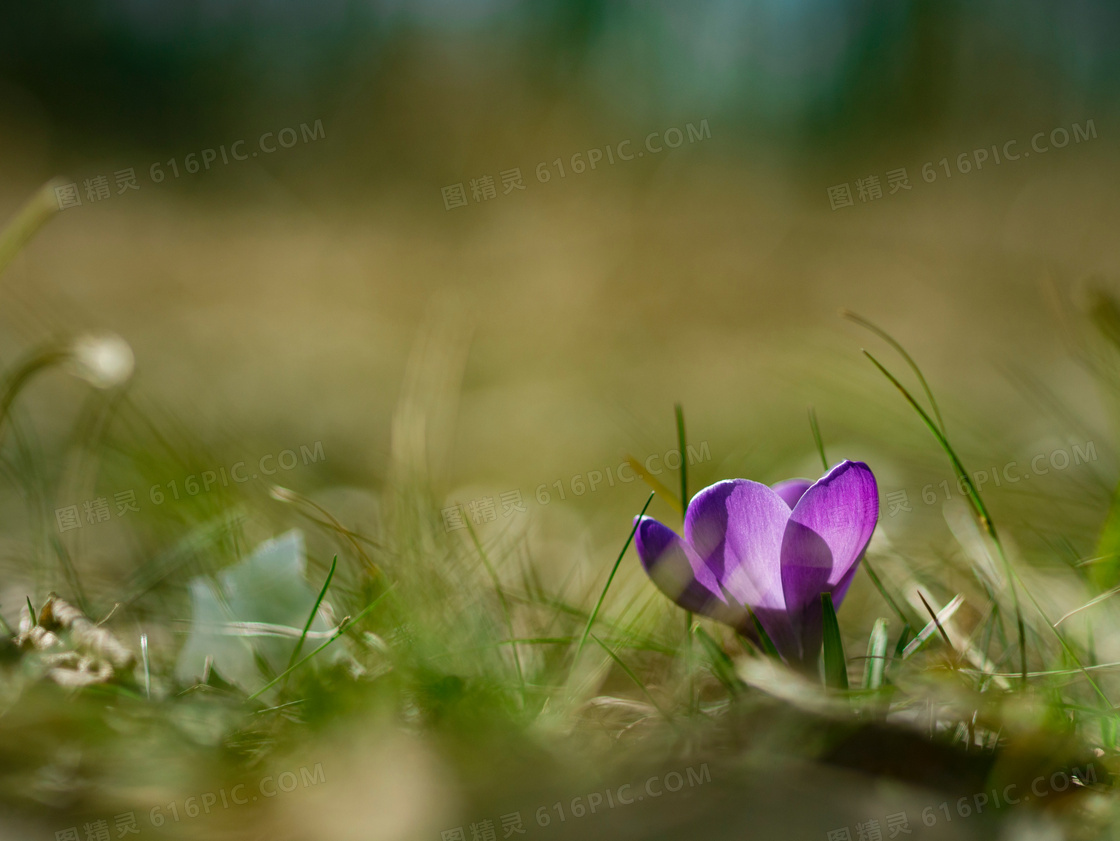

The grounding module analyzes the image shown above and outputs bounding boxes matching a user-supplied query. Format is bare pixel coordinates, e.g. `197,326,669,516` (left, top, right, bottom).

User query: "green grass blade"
248,586,394,700
627,456,682,515
674,405,693,710
917,589,955,652
673,406,694,709
286,554,337,673
141,633,151,700
590,633,672,722
464,517,525,695
862,558,909,628
1087,284,1120,349
1,347,70,444
744,605,781,660
863,351,992,534
1084,288,1120,588
842,310,945,433
863,618,889,690
903,594,964,658
864,349,1114,701
808,406,828,470
693,625,742,693
821,593,848,690
675,403,689,513
1091,499,1120,591
575,491,655,662
980,601,999,662
500,637,574,646
0,179,61,279
862,349,1029,683
252,699,307,716
892,623,911,664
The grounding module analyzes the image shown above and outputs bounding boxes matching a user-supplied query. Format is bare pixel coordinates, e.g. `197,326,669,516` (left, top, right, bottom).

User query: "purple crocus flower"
634,460,878,663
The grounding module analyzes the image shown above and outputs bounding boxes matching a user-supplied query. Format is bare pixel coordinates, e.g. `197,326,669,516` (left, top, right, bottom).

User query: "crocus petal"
780,460,879,653
772,478,813,509
634,516,738,623
684,479,798,653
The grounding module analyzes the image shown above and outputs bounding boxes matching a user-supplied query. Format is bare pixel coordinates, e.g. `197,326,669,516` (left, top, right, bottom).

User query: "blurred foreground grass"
2,171,1120,841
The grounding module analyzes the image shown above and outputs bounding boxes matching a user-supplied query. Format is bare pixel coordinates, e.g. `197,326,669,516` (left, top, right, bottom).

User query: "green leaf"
820,593,848,690
862,618,889,690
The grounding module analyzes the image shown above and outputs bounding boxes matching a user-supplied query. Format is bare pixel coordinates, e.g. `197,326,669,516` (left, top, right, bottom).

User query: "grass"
1,185,1119,839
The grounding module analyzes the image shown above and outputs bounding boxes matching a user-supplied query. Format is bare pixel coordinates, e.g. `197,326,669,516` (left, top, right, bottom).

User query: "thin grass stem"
286,555,337,673
248,587,393,700
842,310,945,433
575,492,655,662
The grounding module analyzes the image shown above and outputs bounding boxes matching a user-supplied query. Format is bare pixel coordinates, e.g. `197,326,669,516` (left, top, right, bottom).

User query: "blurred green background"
1,0,1116,500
